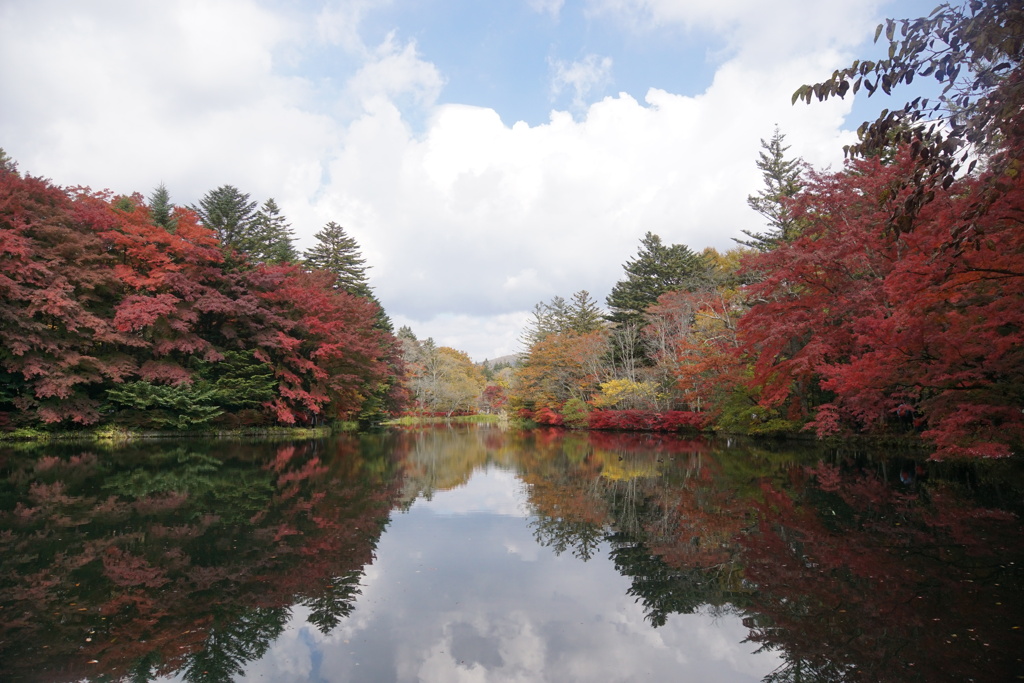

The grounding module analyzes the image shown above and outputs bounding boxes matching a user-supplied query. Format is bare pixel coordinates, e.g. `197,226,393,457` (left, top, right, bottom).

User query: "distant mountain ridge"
477,354,520,369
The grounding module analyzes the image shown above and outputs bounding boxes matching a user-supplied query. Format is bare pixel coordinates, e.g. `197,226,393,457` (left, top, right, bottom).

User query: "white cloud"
315,0,394,54
0,0,878,360
345,33,446,111
550,54,615,111
528,0,566,20
321,56,854,357
585,0,885,57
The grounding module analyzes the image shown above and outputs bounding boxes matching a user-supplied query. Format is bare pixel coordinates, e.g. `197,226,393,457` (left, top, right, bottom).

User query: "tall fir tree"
304,221,392,332
565,290,604,334
520,290,605,350
248,198,298,263
736,126,805,251
0,148,17,175
304,221,372,298
190,185,258,253
605,232,705,327
148,183,177,233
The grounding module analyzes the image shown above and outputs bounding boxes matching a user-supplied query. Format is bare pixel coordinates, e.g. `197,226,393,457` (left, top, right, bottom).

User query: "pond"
1,425,1022,682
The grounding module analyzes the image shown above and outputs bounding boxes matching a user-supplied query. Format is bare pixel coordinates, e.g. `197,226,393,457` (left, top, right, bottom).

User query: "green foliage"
561,398,591,429
304,221,372,297
191,185,258,253
0,147,18,174
521,290,605,347
606,232,706,327
105,381,224,430
192,350,277,411
148,183,177,232
714,384,802,437
247,198,297,263
737,126,805,251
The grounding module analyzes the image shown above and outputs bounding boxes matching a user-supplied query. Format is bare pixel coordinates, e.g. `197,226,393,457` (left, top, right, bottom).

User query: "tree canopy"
304,221,373,298
190,185,258,253
796,0,1024,235
0,163,404,430
605,232,706,327
737,126,805,251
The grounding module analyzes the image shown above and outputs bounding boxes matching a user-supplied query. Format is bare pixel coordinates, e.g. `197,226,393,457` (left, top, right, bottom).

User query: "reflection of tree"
303,569,363,634
740,462,1024,683
610,533,723,626
184,606,290,683
4,428,1021,683
530,514,605,561
0,436,403,683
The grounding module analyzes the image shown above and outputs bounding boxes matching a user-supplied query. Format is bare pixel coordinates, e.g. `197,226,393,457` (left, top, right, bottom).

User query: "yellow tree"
512,330,609,415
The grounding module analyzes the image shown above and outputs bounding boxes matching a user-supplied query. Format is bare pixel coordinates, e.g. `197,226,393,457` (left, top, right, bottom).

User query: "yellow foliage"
591,378,659,409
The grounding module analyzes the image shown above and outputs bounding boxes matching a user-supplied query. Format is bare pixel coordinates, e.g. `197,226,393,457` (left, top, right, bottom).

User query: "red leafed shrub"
533,407,564,426
587,410,707,432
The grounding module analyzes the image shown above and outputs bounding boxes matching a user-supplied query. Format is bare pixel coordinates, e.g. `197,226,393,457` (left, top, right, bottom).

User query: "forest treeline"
508,0,1024,459
0,160,406,432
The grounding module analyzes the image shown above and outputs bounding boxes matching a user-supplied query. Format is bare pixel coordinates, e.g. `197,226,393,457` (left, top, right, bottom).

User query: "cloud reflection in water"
239,464,779,682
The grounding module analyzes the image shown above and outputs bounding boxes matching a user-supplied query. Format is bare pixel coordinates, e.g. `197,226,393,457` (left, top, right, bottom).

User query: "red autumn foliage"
740,152,1024,457
0,173,134,423
0,166,403,429
587,410,707,432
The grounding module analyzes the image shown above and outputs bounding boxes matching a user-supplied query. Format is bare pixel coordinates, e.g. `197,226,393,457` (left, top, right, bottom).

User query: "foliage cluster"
0,168,404,432
396,328,487,417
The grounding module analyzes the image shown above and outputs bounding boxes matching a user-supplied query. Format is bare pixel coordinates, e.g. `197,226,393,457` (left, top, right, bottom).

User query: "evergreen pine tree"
148,183,178,233
605,232,705,327
304,221,372,298
304,221,393,331
190,185,258,252
0,148,17,175
249,198,298,263
565,290,604,334
736,126,805,251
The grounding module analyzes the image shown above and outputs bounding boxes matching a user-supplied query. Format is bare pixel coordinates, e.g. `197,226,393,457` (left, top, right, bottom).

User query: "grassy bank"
0,423,358,445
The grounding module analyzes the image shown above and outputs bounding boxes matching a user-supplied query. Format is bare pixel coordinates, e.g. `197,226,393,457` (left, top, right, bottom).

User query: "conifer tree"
148,183,177,233
605,232,705,327
736,126,805,251
304,221,372,298
191,185,258,253
0,148,17,175
565,290,604,334
249,198,298,263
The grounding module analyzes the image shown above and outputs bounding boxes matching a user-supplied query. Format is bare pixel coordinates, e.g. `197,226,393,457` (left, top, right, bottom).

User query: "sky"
0,0,937,361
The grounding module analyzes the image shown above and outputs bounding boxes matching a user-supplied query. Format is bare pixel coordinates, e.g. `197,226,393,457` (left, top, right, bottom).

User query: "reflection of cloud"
413,467,530,517
244,465,780,681
414,612,546,682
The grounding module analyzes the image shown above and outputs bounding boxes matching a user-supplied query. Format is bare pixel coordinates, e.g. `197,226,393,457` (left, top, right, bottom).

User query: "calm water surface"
1,426,1022,682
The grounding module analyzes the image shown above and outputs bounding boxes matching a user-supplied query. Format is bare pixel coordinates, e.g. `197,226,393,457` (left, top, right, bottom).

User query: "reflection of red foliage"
0,439,403,682
585,430,711,456
740,466,1024,682
103,546,170,588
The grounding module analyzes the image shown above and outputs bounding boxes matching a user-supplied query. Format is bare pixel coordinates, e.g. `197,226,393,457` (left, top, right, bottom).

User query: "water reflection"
1,427,1021,681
